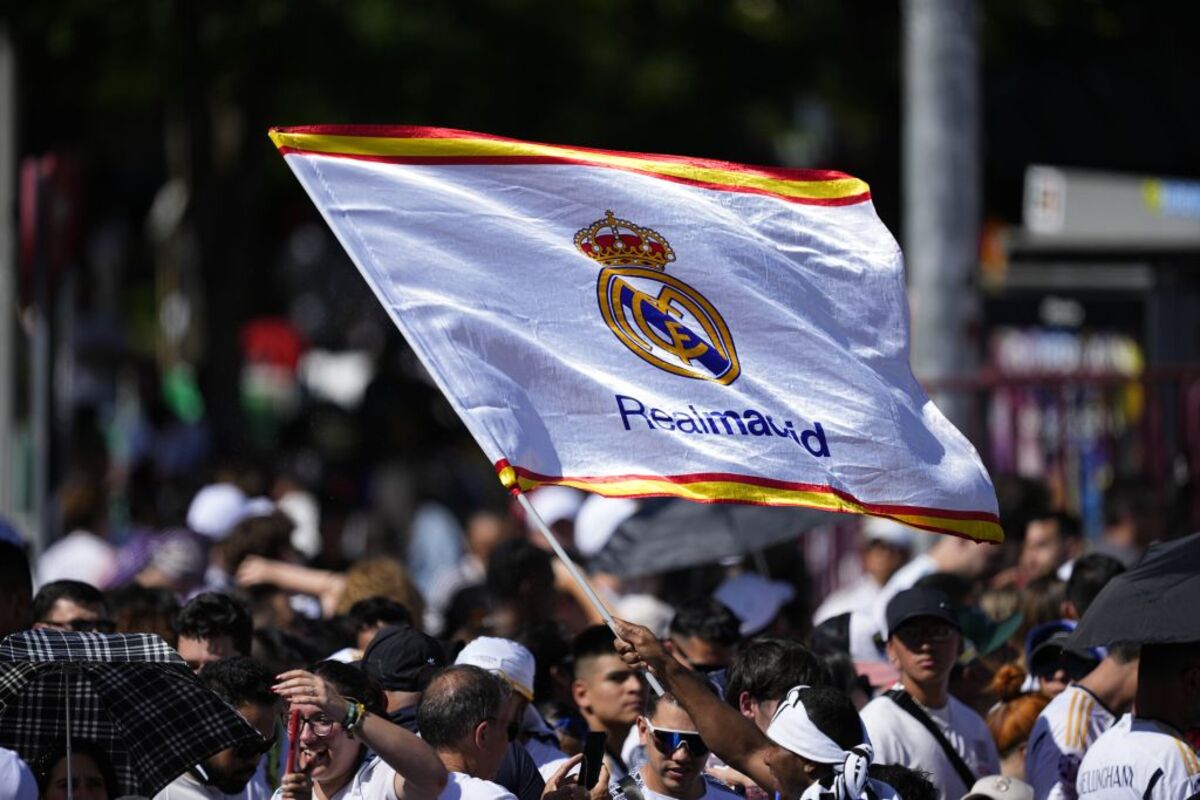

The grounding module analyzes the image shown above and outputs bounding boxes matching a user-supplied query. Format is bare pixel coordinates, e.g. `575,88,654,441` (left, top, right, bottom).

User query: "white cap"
964,776,1034,800
527,486,586,529
455,636,536,700
186,483,248,541
615,594,676,639
713,573,796,636
861,517,917,550
0,746,36,800
574,495,638,558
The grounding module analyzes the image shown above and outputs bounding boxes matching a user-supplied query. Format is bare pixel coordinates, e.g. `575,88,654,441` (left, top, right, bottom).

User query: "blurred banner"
271,125,1001,542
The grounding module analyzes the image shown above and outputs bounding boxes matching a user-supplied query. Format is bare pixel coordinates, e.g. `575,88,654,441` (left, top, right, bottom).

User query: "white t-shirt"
1075,715,1200,800
608,766,742,799
1027,684,1118,800
156,769,271,800
438,771,517,800
0,746,36,800
269,756,396,800
861,687,1000,800
813,577,883,626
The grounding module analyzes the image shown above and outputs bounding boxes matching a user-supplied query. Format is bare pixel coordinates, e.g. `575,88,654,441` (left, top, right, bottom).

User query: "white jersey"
1076,715,1200,800
861,688,1000,800
608,766,742,800
1027,684,1118,800
438,772,517,800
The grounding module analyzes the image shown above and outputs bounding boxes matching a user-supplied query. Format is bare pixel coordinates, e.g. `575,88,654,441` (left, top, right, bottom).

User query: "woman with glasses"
272,660,447,800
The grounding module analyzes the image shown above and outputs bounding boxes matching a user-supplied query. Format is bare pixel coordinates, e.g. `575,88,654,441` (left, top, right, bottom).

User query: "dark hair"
646,682,717,719
32,580,108,623
252,627,322,676
107,584,180,642
418,665,507,748
311,660,387,716
486,539,553,602
724,637,828,708
791,686,863,752
175,592,253,655
1030,511,1082,542
869,764,937,800
1021,577,1066,633
669,597,741,647
442,584,491,639
1066,554,1125,618
32,740,119,798
0,540,32,635
571,624,620,675
1138,642,1200,683
200,656,278,707
518,621,571,706
348,596,413,631
219,512,295,574
822,651,870,700
1110,642,1141,664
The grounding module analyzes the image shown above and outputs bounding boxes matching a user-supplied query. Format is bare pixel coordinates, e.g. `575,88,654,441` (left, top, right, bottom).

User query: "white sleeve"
861,701,906,766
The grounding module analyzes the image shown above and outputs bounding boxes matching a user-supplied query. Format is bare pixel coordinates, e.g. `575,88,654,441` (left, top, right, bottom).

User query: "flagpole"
514,490,665,696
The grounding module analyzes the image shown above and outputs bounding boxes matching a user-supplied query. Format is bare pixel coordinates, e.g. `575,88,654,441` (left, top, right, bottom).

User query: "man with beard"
154,657,279,799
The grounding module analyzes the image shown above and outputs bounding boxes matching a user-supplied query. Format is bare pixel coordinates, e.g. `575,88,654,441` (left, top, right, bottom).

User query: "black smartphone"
581,730,607,789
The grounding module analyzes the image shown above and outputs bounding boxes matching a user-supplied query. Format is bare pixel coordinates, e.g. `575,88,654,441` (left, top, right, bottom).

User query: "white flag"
271,126,1001,542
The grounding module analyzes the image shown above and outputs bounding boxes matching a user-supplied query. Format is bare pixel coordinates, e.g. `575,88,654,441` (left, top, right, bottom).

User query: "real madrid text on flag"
270,125,1002,542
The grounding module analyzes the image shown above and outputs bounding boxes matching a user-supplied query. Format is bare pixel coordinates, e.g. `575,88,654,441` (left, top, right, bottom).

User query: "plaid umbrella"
0,629,263,797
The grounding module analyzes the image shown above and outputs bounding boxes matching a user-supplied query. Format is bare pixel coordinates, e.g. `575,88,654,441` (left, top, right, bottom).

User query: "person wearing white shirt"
860,588,1000,800
1025,644,1139,800
814,519,914,626
609,693,739,800
1074,642,1200,800
155,657,279,800
271,660,448,800
607,619,900,800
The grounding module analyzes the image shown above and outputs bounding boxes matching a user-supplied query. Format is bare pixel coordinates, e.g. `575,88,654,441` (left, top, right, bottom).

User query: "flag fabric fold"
270,125,1001,542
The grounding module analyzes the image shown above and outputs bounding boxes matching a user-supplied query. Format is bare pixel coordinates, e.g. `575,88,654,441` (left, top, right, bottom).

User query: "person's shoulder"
445,772,519,800
861,690,904,723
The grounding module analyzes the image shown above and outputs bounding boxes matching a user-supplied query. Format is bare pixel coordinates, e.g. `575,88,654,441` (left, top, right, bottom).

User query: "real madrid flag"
270,125,1002,542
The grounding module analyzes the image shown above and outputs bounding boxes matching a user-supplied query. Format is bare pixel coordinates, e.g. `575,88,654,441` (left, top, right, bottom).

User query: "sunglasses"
644,719,709,757
234,735,277,760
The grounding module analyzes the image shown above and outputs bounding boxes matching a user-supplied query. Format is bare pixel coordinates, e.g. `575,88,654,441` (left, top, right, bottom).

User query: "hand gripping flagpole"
514,490,665,697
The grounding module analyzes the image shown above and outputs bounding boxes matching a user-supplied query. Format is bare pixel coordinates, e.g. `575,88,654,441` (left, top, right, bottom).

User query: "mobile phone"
581,730,607,789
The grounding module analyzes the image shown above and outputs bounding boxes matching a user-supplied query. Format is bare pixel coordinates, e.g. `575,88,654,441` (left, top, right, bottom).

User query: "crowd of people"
0,470,1196,800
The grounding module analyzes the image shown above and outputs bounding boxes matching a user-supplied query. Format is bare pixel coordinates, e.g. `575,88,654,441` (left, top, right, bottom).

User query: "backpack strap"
885,689,977,789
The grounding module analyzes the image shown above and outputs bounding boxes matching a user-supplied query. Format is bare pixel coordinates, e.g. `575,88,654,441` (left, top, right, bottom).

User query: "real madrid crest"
575,211,741,385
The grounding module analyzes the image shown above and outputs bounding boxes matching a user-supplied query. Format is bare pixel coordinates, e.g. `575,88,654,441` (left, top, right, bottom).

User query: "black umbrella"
1072,531,1200,648
586,497,838,578
0,629,263,797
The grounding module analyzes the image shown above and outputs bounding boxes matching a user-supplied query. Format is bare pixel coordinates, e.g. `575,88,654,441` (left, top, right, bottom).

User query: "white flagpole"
514,490,665,696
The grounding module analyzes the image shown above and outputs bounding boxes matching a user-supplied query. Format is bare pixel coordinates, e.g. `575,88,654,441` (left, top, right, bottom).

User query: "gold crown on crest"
574,210,675,270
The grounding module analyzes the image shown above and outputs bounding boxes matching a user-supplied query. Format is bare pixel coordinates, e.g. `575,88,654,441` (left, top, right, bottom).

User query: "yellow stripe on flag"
269,131,870,203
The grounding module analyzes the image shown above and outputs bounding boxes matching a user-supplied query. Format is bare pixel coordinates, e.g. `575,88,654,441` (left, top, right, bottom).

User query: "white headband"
766,686,879,800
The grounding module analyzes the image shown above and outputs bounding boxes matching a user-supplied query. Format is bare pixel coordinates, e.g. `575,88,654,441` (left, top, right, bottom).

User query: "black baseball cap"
361,625,446,692
885,587,960,640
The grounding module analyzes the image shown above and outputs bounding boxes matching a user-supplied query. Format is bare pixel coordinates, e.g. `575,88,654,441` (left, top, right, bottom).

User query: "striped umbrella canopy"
0,629,262,797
